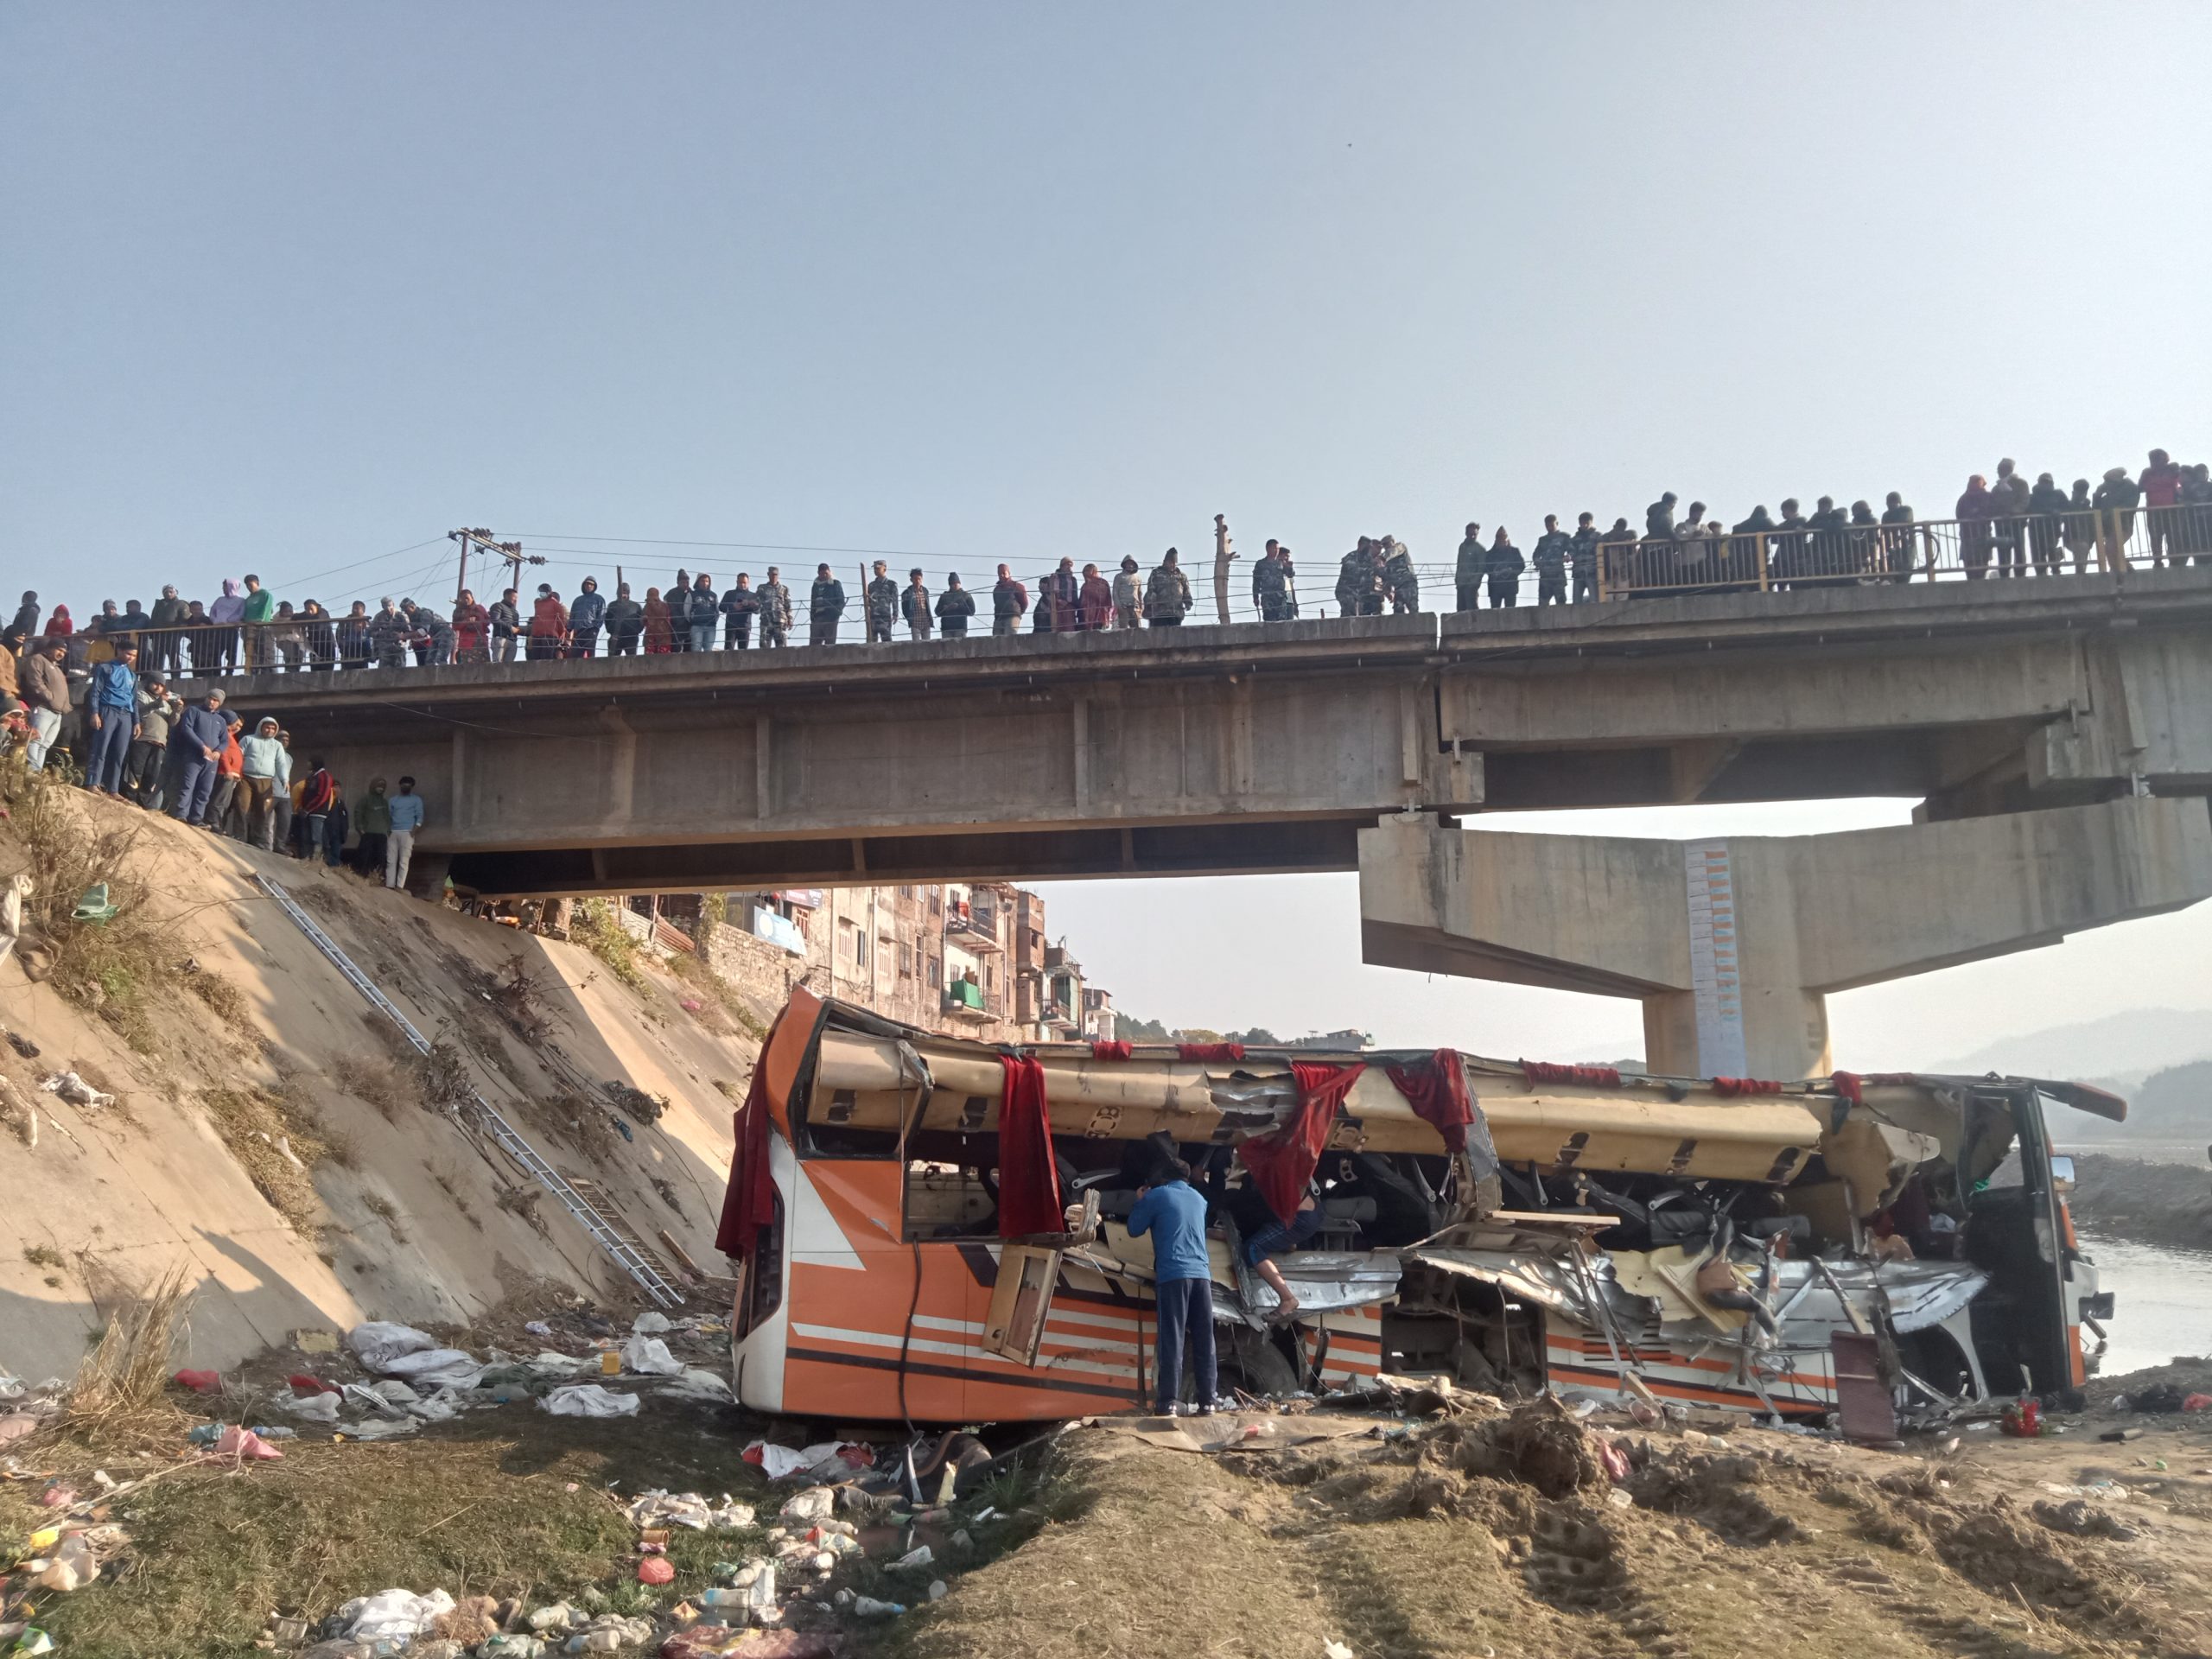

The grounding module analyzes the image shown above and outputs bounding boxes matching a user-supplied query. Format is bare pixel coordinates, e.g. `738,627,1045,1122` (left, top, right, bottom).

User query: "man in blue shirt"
84,642,141,797
385,774,425,892
1126,1154,1219,1416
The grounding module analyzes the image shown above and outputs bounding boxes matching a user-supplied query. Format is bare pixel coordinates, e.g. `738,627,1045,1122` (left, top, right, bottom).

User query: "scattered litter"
639,1556,677,1586
39,1071,113,1109
927,1580,948,1602
622,1336,685,1377
1325,1643,1355,1659
339,1587,459,1643
633,1312,672,1335
628,1491,756,1532
346,1418,421,1441
542,1384,641,1419
525,1321,554,1338
849,1596,904,1618
747,1441,868,1482
213,1425,285,1461
890,1545,933,1571
293,1328,340,1354
172,1368,223,1394
347,1321,438,1371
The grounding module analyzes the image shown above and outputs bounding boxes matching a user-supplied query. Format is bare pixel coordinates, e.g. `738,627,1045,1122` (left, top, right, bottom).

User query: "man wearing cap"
169,688,231,824
935,573,975,639
757,567,791,649
809,563,846,647
864,560,899,645
900,569,932,642
85,641,142,797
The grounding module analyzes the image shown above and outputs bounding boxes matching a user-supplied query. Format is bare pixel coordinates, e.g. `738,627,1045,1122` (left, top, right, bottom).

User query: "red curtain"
1238,1060,1363,1225
715,1063,777,1261
1521,1060,1622,1088
996,1054,1065,1236
1178,1042,1246,1063
1712,1076,1786,1096
1090,1039,1134,1061
1384,1048,1474,1154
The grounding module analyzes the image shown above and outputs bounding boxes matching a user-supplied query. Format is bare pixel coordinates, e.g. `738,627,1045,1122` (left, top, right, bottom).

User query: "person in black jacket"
809,563,846,645
2027,473,2069,576
687,575,721,652
719,575,758,650
1878,493,1917,582
935,573,976,638
603,583,645,654
1484,528,1524,607
569,576,607,658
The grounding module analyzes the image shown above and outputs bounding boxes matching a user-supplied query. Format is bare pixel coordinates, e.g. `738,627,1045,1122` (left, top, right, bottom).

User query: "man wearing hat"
900,569,933,642
935,574,975,639
864,560,899,645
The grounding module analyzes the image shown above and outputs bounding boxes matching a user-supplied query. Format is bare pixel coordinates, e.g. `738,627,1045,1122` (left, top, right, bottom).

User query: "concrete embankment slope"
0,796,758,1380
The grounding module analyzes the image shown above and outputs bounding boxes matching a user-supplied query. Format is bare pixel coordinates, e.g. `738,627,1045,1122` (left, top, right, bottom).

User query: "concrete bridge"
228,569,2212,1077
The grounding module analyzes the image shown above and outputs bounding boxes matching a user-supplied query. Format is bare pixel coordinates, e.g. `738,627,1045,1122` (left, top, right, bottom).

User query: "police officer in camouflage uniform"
1531,516,1571,607
1568,513,1600,603
1252,541,1294,622
756,567,791,648
865,560,899,644
809,563,846,646
1382,537,1420,614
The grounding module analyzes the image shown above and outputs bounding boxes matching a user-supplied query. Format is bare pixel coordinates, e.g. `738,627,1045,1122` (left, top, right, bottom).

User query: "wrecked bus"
717,989,2118,1428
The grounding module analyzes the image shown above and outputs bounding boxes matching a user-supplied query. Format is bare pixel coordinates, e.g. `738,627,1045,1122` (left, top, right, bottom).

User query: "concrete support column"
1358,798,2212,1079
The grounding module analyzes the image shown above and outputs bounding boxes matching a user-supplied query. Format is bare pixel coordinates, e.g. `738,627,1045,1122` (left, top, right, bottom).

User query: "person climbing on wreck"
1241,1180,1325,1325
1126,1153,1221,1416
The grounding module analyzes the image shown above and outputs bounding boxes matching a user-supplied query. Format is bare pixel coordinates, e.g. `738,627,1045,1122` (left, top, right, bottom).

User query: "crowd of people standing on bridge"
4,449,2207,688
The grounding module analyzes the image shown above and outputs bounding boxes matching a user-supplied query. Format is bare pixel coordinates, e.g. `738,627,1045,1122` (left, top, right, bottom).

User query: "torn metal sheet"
1400,1247,1574,1312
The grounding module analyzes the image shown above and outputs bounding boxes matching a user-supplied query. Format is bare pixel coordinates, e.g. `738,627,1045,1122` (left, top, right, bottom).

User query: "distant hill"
1930,1007,2212,1089
2127,1060,2212,1139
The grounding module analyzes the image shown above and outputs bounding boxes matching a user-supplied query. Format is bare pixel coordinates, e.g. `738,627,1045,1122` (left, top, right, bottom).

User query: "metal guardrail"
1592,502,2212,601
254,873,684,1307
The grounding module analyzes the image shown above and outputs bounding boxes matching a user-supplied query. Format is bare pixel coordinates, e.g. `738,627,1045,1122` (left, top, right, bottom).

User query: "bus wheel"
1222,1326,1300,1398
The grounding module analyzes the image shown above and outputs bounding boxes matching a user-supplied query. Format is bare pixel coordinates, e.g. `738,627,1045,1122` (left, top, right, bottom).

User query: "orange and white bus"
718,989,2115,1427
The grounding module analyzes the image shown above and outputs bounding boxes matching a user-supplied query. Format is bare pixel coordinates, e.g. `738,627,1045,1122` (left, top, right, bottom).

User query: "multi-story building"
656,879,1099,1048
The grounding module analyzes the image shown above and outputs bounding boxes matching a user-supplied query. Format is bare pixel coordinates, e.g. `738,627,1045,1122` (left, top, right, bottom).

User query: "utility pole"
448,527,540,607
1213,512,1236,625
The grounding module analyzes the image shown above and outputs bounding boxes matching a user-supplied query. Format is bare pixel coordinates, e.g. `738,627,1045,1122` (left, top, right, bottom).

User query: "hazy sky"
7,4,2209,1068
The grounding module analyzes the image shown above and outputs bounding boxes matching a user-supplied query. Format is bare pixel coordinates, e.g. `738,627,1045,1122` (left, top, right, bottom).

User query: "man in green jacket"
353,777,392,879
240,574,276,671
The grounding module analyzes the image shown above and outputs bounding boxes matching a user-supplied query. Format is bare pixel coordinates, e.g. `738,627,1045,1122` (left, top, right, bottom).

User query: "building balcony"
944,980,995,1023
945,912,1002,950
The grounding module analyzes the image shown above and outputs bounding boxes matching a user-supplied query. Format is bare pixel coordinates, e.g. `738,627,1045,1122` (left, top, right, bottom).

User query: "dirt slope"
885,1404,2212,1659
0,790,758,1380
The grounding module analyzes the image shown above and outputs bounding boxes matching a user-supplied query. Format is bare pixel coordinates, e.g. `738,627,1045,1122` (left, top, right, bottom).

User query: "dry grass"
183,963,252,1026
62,1268,194,1446
417,1039,477,1111
199,1085,330,1233
23,1242,67,1269
333,1052,413,1122
1,766,172,1052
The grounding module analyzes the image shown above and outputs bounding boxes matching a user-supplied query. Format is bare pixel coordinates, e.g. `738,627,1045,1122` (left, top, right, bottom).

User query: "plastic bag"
340,1587,458,1642
541,1384,640,1419
620,1336,683,1376
632,1311,671,1334
380,1349,485,1390
346,1322,437,1371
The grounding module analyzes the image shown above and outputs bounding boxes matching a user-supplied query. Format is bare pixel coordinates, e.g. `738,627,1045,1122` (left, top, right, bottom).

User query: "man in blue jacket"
85,642,141,797
568,576,607,659
169,687,232,824
1127,1154,1220,1416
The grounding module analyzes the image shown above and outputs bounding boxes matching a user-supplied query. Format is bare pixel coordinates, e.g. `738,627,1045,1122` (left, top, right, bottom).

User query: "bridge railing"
1592,503,2210,601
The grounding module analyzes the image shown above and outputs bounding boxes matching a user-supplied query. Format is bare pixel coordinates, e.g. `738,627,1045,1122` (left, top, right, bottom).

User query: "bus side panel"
1542,1321,1840,1417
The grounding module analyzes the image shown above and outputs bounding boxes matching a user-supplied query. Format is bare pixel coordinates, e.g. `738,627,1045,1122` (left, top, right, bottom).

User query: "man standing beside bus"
1128,1156,1219,1416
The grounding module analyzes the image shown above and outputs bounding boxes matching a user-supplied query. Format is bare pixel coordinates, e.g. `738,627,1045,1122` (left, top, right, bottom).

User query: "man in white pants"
386,774,424,892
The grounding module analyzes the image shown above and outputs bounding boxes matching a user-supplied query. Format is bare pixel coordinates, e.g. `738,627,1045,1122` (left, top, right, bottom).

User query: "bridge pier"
1357,798,2212,1078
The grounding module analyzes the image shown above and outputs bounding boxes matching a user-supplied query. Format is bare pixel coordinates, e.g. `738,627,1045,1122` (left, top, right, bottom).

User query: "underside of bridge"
224,569,2212,899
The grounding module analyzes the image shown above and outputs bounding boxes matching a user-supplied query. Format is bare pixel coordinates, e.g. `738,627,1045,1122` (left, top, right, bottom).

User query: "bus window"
905,1160,999,1241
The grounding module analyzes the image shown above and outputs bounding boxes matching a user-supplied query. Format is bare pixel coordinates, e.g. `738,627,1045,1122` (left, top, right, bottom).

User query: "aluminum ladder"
255,874,684,1307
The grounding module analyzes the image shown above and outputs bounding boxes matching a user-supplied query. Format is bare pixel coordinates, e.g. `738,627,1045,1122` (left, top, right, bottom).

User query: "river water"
2081,1231,2212,1377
